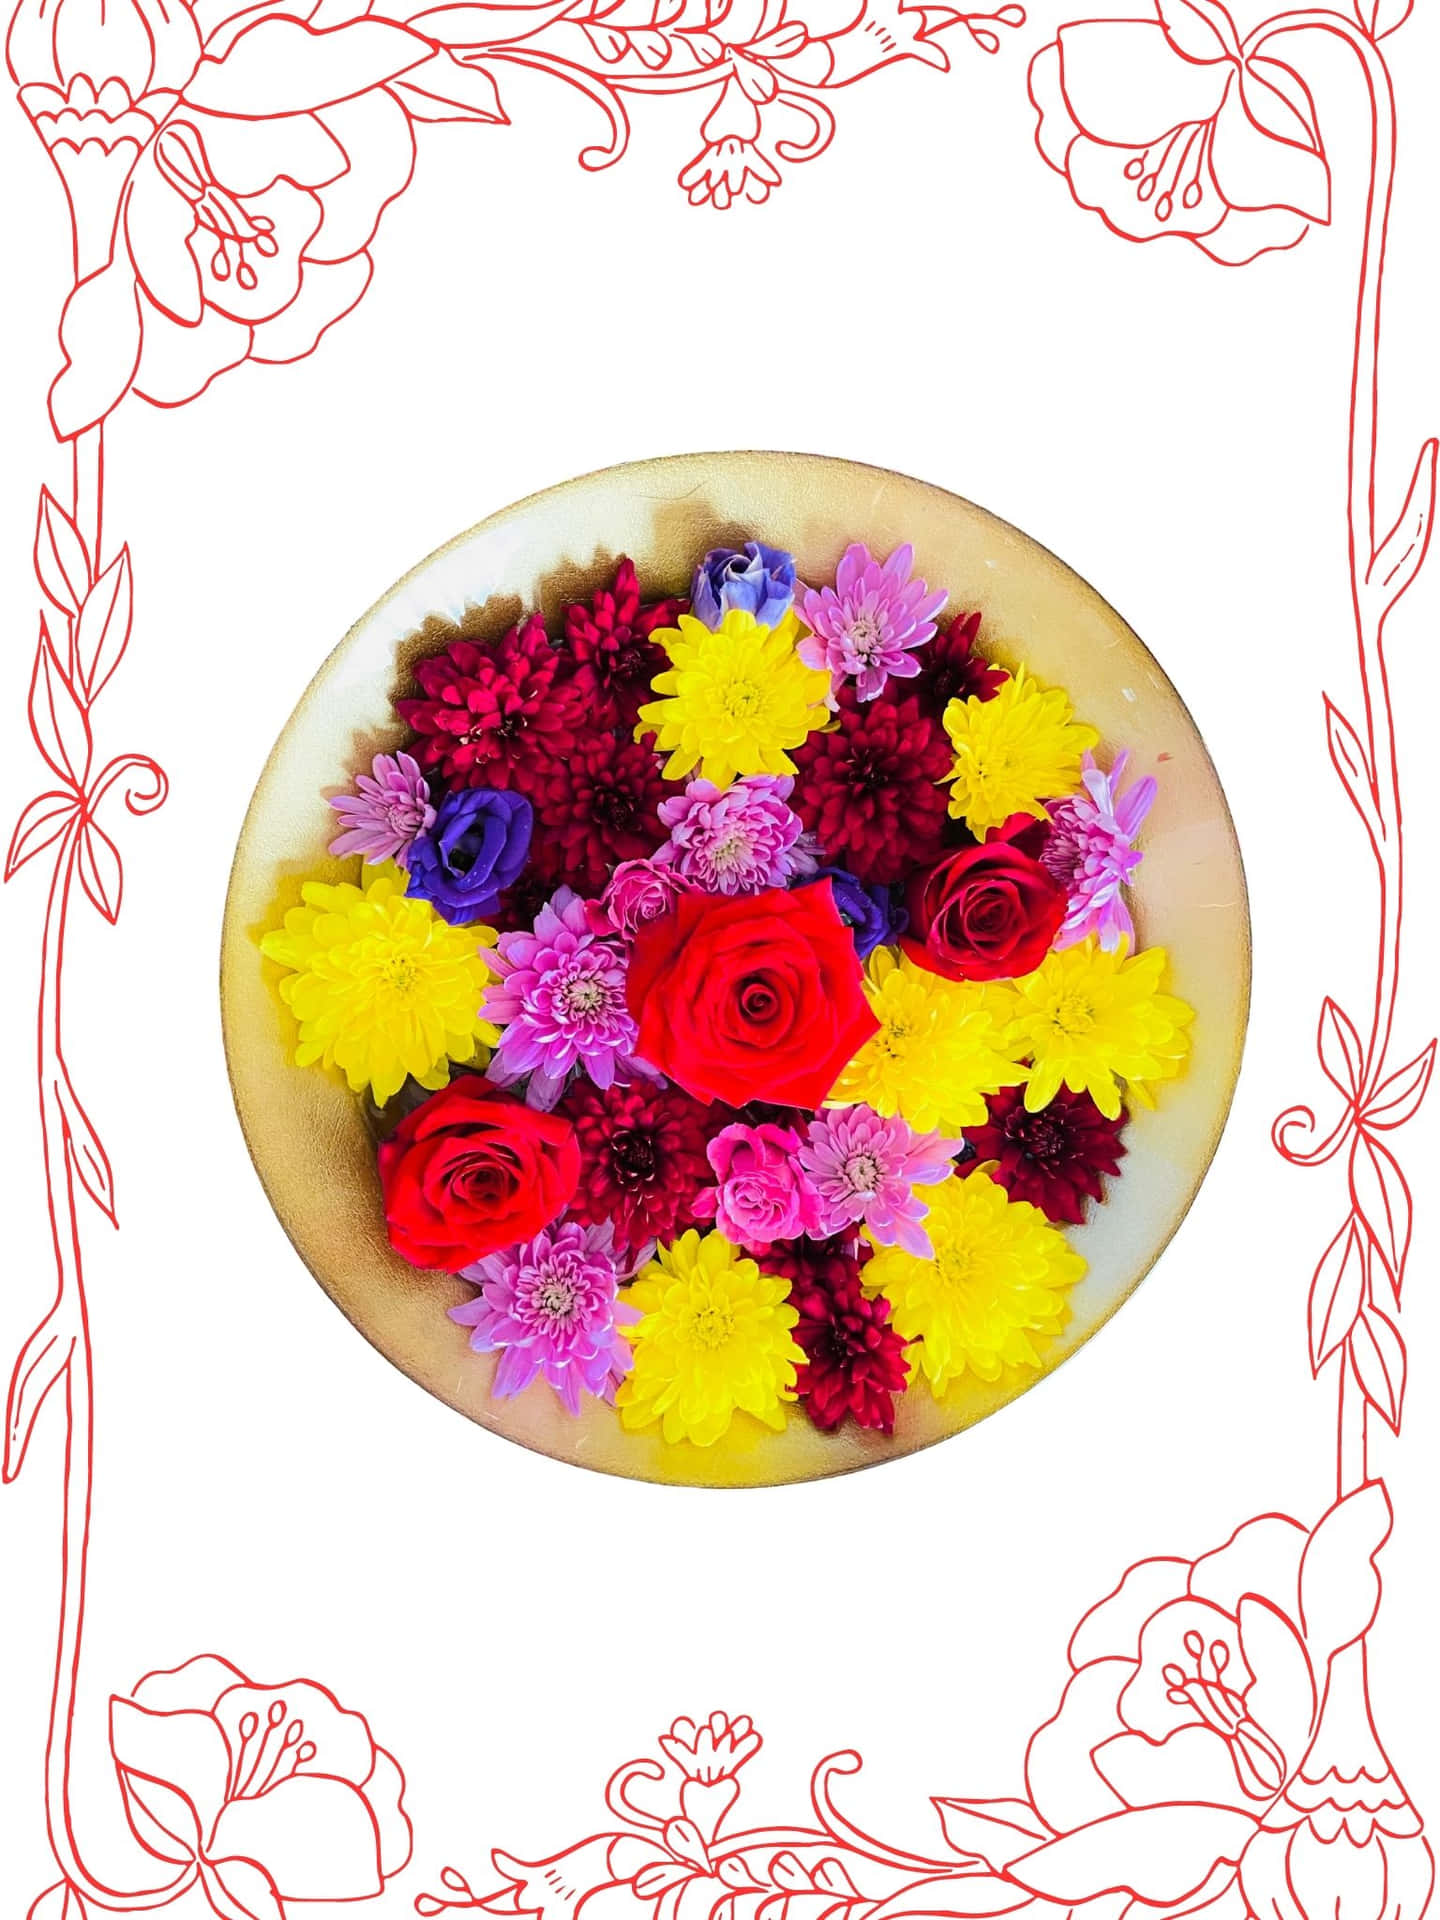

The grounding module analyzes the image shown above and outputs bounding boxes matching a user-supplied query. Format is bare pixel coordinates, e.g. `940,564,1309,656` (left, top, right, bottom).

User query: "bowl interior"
221,451,1250,1488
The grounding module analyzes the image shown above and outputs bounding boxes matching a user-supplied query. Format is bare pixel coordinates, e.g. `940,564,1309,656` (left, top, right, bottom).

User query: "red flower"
964,1083,1127,1225
562,559,685,726
901,813,1066,982
790,1270,909,1434
524,730,668,895
562,1078,722,1247
913,610,1007,719
791,684,952,885
626,884,878,1109
395,617,582,792
377,1077,579,1270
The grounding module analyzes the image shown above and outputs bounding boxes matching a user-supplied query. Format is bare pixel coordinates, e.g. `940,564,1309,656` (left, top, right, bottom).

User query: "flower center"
1162,1631,1288,1799
383,954,420,995
936,1244,977,1291
847,612,884,658
689,1305,735,1350
844,1150,883,1196
709,829,752,873
229,1700,317,1801
532,1278,579,1323
718,676,762,721
154,123,280,291
560,973,608,1016
609,1127,659,1186
1122,116,1215,224
1048,992,1095,1036
1006,1110,1068,1163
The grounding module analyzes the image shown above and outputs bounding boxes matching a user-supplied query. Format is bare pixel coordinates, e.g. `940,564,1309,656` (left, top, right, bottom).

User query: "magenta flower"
483,888,645,1111
450,1218,641,1415
655,774,818,895
798,543,948,701
798,1105,959,1256
692,1122,821,1252
1042,750,1158,951
327,752,435,869
601,857,696,939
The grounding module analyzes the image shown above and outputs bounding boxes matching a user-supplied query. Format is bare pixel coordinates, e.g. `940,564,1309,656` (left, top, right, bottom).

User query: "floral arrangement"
262,537,1194,1452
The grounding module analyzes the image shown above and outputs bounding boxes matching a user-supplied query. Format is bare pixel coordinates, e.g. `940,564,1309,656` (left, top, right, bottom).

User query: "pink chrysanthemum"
798,1105,960,1257
655,774,819,895
483,888,645,1111
327,752,435,868
451,1218,641,1414
798,543,947,702
1042,749,1157,951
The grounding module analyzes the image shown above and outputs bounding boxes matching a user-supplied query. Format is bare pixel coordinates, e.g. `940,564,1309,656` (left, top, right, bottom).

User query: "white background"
1,0,1437,1904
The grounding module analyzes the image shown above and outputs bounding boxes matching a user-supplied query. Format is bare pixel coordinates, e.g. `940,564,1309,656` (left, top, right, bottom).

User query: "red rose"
900,814,1066,983
626,884,878,1109
377,1077,579,1271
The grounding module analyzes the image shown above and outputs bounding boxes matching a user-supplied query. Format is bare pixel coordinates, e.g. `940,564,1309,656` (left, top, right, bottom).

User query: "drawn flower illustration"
1027,0,1330,263
14,0,504,433
109,1655,410,1917
955,1487,1432,1920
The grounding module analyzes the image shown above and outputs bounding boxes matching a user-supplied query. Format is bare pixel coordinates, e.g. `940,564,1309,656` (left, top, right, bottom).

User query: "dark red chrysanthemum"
792,684,952,885
789,1270,910,1435
524,731,668,895
761,1232,869,1293
487,865,559,936
562,559,686,726
395,616,583,792
913,611,1007,721
965,1084,1127,1226
562,1079,724,1248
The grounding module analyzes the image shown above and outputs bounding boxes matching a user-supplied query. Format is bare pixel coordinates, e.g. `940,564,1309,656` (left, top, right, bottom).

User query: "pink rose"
692,1122,820,1252
601,858,696,939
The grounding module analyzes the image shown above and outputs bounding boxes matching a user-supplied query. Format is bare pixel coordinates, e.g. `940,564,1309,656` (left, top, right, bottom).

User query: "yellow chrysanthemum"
944,666,1099,833
828,946,1028,1133
995,938,1195,1119
616,1229,804,1447
635,608,832,787
864,1167,1084,1392
260,864,500,1105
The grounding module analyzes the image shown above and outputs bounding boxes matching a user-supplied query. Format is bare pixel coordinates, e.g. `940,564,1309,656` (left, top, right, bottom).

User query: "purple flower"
406,785,533,925
798,1105,960,1257
692,1122,821,1253
450,1218,641,1415
328,752,435,869
1042,750,1158,952
656,774,818,895
483,888,646,1111
798,867,906,959
691,541,797,630
798,543,947,702
601,858,696,939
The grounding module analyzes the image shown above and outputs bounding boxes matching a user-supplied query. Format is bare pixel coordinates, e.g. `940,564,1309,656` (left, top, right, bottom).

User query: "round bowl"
221,451,1249,1488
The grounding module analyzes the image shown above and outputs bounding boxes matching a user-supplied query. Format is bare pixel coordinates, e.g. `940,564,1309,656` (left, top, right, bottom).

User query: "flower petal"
211,1681,379,1786
180,107,348,194
1057,21,1231,147
249,252,372,360
208,1775,383,1899
1025,1659,1131,1832
1234,1596,1315,1778
1189,1514,1307,1622
110,1700,232,1848
1069,1555,1193,1668
1093,1727,1259,1811
307,88,415,261
362,1744,412,1878
130,1657,250,1715
1209,71,1329,217
132,296,251,404
125,155,204,324
1191,206,1309,263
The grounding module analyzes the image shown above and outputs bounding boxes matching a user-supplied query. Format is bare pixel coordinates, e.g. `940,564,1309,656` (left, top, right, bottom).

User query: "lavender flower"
798,1105,960,1257
1042,750,1158,951
798,543,947,701
799,867,907,959
656,774,819,895
450,1218,641,1415
483,887,645,1110
692,541,796,630
406,785,533,925
327,752,435,869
